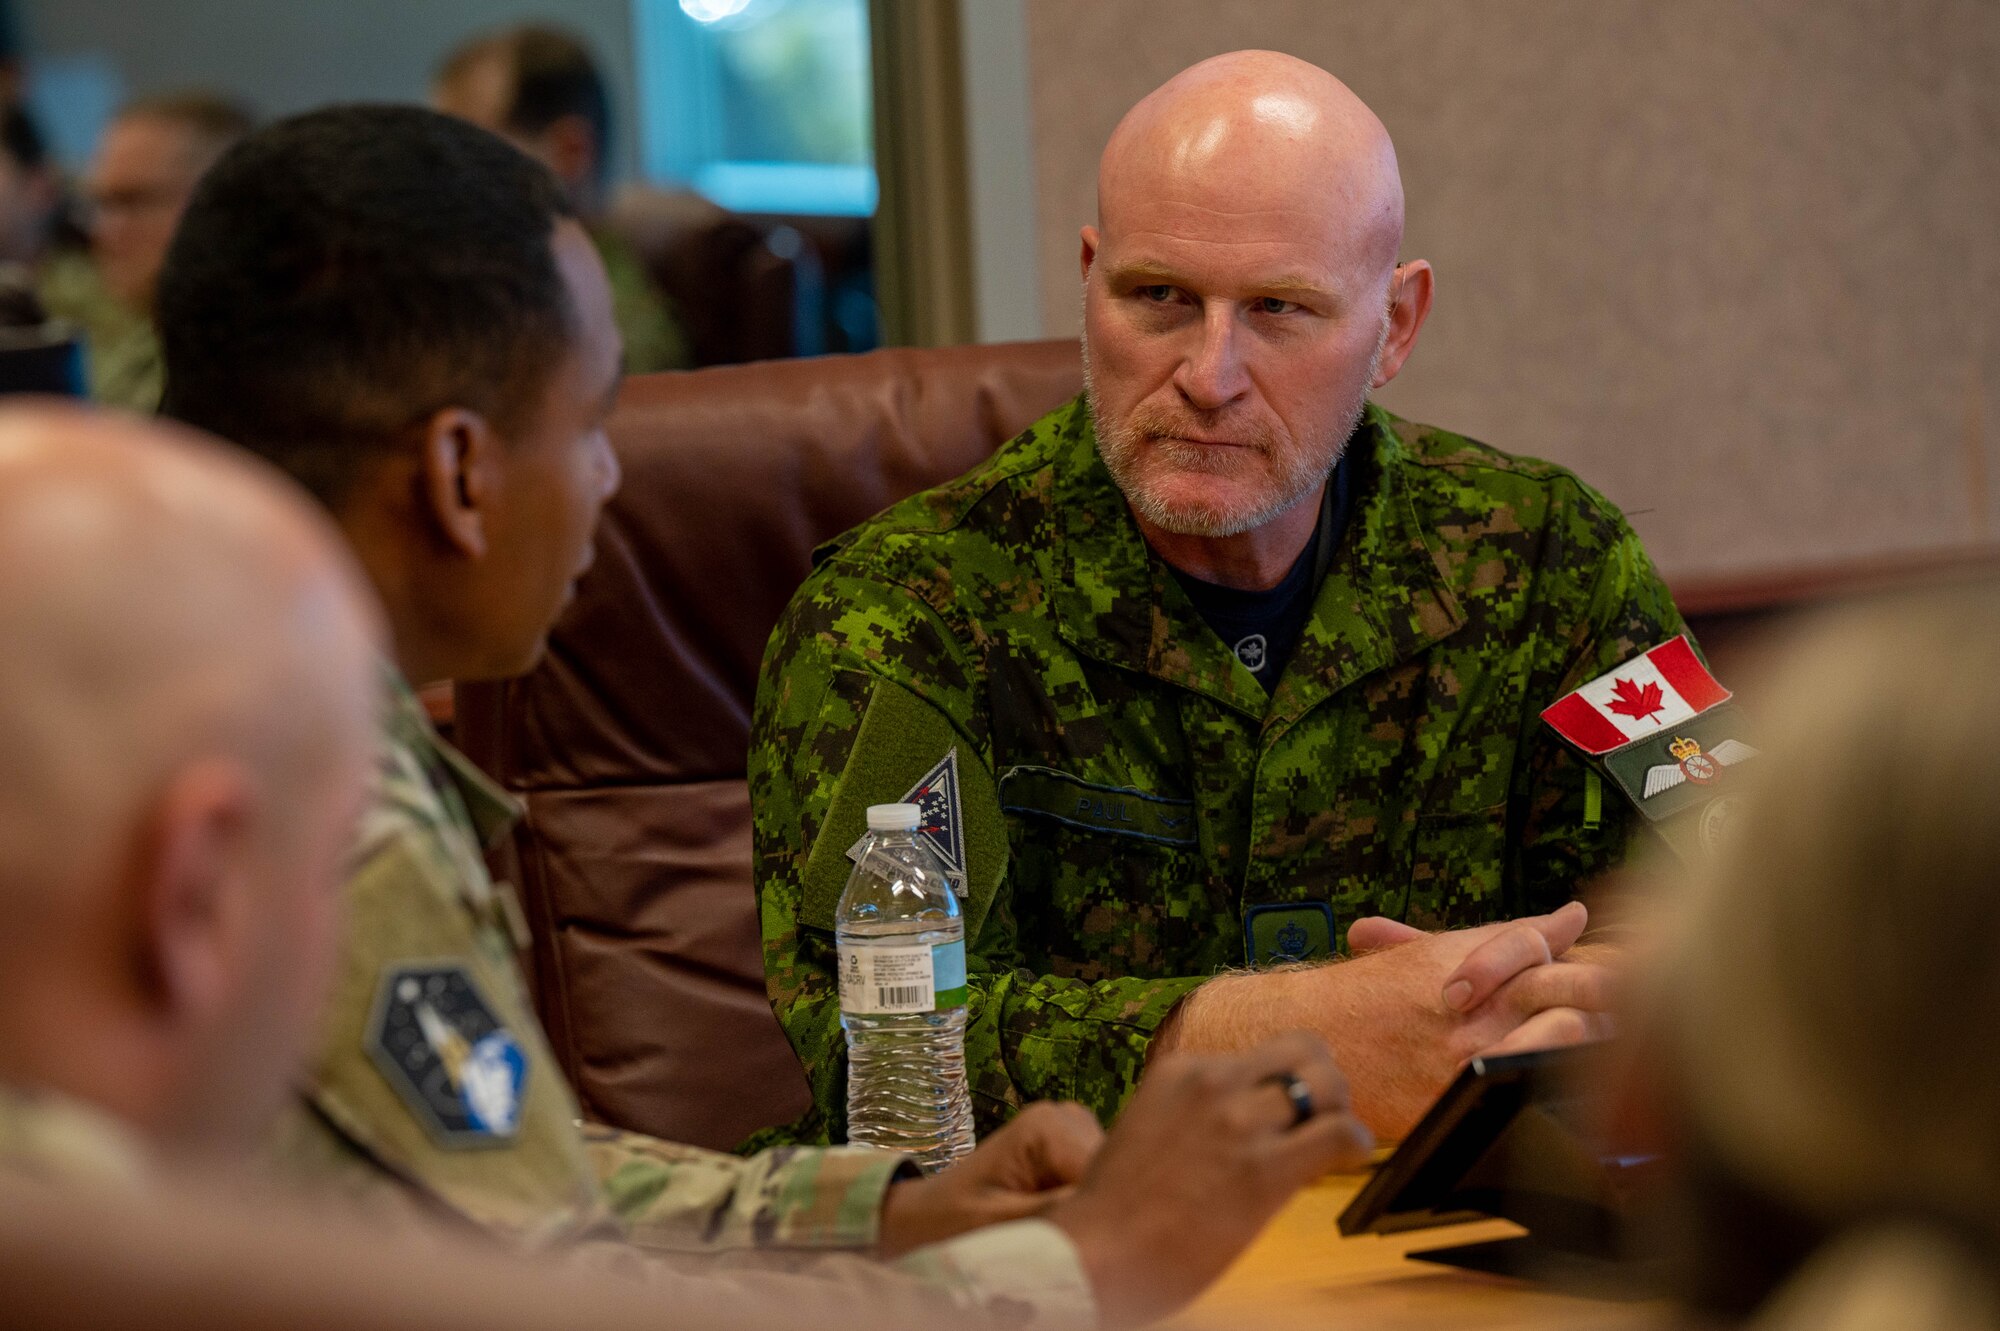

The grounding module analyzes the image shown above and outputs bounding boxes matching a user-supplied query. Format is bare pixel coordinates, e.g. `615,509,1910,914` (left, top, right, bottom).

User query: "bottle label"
839,941,968,1015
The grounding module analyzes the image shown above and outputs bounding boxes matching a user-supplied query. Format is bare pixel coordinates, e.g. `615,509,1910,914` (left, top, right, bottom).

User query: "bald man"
755,51,1693,1143
0,403,379,1184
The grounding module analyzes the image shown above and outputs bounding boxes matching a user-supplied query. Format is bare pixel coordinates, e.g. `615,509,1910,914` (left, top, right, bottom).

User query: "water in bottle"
836,802,975,1172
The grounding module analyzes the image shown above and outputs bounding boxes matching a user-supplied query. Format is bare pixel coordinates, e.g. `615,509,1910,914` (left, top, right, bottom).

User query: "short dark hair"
439,25,610,183
0,103,46,173
157,105,577,509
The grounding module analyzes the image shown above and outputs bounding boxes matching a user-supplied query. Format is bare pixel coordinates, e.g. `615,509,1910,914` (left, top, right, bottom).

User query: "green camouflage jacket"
752,396,1686,1140
269,669,1092,1325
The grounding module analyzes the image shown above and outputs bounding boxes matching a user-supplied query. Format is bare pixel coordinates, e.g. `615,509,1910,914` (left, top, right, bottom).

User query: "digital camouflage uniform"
269,669,1092,1325
753,397,1687,1141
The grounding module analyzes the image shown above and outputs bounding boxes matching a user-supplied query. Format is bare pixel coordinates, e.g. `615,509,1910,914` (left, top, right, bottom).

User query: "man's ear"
137,759,259,1029
415,407,501,560
1079,226,1101,282
1371,259,1435,389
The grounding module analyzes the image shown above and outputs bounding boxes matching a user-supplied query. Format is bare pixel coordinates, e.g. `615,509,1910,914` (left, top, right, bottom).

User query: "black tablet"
1337,1042,1656,1291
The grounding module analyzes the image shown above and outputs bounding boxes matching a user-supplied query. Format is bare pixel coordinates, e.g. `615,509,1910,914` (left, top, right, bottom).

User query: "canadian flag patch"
1541,636,1731,756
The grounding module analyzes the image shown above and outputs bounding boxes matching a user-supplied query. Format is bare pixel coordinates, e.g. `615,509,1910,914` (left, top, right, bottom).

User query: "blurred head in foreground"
1645,582,2000,1326
157,104,623,687
0,404,379,1156
84,92,251,311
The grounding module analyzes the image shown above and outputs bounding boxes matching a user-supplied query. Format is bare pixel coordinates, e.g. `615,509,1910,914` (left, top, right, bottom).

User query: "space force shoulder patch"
1541,635,1756,857
366,962,529,1149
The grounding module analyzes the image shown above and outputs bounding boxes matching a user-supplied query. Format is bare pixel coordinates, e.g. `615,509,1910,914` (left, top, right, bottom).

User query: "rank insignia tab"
1244,902,1336,968
366,962,529,1149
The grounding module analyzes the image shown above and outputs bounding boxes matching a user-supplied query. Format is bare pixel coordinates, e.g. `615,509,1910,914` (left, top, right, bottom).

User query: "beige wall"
1024,0,1999,580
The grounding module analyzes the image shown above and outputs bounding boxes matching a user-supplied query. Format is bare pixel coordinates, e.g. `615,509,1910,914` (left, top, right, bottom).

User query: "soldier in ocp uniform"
156,104,1375,1330
753,51,1684,1145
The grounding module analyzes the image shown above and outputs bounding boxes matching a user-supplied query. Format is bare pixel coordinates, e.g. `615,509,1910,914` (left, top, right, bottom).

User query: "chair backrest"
454,339,1084,1149
608,186,805,367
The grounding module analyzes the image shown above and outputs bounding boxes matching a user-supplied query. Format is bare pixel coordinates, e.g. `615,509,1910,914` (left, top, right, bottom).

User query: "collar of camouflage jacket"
379,665,522,851
1048,397,1465,728
0,1082,151,1187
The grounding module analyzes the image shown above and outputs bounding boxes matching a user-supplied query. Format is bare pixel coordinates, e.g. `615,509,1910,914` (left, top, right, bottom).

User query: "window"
633,0,875,217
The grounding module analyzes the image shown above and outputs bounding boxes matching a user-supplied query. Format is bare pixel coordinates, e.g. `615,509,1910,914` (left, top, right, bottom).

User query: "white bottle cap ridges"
865,802,922,832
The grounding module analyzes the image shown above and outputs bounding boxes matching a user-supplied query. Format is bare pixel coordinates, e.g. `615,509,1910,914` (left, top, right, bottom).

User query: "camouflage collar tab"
999,765,1197,846
380,665,521,850
1243,902,1336,967
1047,401,1464,724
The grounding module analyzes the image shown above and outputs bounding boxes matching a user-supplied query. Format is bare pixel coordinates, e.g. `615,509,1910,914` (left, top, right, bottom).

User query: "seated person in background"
1634,585,2000,1330
157,103,1372,1330
37,91,250,411
754,48,1679,1144
0,403,380,1189
434,22,687,373
0,103,64,267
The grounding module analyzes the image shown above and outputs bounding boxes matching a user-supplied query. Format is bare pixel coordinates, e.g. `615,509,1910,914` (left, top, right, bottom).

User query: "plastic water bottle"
836,802,975,1172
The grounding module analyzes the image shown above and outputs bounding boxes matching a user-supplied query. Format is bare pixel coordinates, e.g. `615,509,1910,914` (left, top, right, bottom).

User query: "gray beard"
1081,320,1385,539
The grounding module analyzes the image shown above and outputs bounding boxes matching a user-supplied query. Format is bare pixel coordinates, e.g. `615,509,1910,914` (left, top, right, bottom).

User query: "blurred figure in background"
0,103,86,395
434,23,686,372
0,403,379,1182
38,91,250,411
0,103,62,266
1633,584,2000,1329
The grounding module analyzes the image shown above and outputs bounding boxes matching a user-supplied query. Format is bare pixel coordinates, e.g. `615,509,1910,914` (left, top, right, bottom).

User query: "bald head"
1099,51,1405,277
1080,53,1432,572
0,404,380,1151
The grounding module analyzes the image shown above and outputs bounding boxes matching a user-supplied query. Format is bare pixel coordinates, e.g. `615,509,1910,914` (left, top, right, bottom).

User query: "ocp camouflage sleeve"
558,1217,1094,1330
751,397,1690,1139
584,1124,907,1251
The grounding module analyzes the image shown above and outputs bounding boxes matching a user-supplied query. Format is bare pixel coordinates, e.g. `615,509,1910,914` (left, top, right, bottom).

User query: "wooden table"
1176,1172,1658,1329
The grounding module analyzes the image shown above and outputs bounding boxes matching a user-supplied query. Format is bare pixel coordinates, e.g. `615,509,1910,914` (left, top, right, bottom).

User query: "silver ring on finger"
1267,1072,1315,1127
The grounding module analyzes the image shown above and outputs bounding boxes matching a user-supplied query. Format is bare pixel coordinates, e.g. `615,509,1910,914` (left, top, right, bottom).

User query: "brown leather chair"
608,186,807,367
454,340,1083,1150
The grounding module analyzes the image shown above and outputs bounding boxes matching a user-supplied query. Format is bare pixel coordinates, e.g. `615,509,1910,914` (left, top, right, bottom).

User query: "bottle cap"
865,802,922,832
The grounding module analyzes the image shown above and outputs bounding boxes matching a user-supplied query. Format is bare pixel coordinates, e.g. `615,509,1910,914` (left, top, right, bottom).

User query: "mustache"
1119,405,1279,454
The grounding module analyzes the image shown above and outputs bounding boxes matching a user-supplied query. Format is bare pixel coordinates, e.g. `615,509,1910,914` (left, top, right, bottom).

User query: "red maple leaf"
1606,677,1665,723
